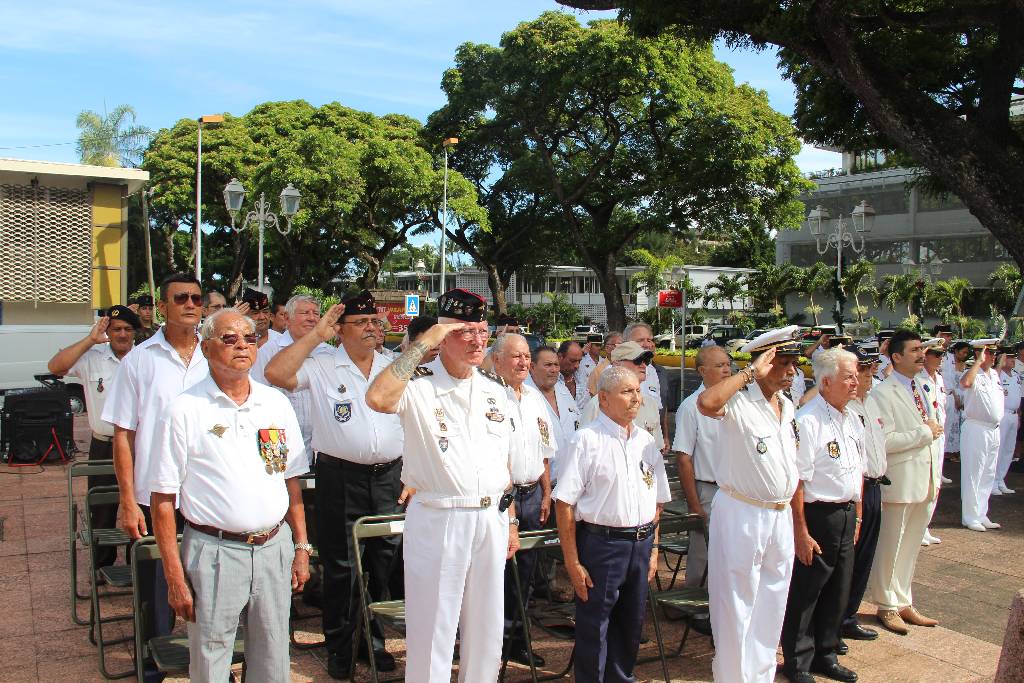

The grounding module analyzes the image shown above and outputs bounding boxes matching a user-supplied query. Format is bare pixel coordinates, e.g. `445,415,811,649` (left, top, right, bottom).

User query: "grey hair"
285,294,319,316
605,331,623,343
202,291,226,306
491,332,528,358
811,347,858,382
200,309,255,340
695,344,727,369
622,322,653,342
598,365,638,393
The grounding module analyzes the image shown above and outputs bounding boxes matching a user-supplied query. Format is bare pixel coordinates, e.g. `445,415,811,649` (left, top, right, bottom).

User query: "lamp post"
414,258,427,294
440,137,458,293
223,179,301,290
805,200,876,333
195,114,224,282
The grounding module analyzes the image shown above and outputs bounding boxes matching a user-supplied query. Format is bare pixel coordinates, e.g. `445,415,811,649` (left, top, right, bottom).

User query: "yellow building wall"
92,183,126,309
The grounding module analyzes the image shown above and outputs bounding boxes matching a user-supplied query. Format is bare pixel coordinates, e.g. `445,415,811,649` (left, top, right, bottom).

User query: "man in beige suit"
865,329,944,635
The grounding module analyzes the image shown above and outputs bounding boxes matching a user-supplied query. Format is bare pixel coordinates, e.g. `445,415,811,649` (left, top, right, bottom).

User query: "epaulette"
477,367,507,387
411,366,433,380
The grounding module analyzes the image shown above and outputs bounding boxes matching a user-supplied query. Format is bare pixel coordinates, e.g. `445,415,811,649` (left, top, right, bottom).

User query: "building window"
919,236,1011,263
803,187,908,217
917,191,965,212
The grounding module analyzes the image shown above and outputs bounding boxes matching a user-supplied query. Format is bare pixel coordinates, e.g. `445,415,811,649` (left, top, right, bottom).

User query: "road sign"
657,288,683,308
405,294,420,316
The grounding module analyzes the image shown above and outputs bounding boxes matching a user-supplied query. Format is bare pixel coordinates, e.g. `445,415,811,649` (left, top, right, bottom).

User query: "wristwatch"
741,367,755,385
509,517,520,527
295,542,314,555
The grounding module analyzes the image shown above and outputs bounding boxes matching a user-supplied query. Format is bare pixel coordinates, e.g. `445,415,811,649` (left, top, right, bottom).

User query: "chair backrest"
351,514,406,586
657,512,705,537
516,527,561,553
85,485,122,517
68,459,115,501
132,536,178,679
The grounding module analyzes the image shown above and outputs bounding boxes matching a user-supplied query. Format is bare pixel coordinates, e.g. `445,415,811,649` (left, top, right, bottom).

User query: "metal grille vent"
0,183,92,303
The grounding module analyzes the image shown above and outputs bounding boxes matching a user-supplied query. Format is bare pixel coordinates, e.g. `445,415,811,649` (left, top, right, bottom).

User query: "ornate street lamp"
805,200,876,332
223,178,301,288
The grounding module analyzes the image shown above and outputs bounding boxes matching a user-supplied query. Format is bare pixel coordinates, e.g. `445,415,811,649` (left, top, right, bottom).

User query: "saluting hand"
315,303,346,342
567,561,594,602
88,316,110,345
233,301,251,316
750,345,777,380
795,530,821,566
420,321,473,349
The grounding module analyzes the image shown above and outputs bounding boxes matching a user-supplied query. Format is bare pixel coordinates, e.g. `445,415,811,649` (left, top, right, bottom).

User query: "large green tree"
558,0,1024,271
431,12,808,329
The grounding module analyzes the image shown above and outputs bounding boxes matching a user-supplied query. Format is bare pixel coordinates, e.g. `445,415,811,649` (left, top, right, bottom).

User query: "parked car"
654,324,711,349
572,324,604,340
725,328,771,354
707,325,746,348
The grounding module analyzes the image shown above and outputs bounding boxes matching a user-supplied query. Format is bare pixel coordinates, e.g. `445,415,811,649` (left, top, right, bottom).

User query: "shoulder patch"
477,367,507,387
411,366,433,380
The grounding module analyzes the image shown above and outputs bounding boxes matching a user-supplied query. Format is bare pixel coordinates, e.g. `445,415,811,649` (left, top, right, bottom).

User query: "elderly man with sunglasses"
264,290,403,678
366,288,519,683
150,309,310,682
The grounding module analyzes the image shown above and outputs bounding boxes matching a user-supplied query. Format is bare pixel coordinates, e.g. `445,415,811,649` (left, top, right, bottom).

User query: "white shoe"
964,522,987,532
981,519,1001,529
941,476,953,484
924,530,941,544
999,483,1015,494
920,537,930,546
991,488,1003,496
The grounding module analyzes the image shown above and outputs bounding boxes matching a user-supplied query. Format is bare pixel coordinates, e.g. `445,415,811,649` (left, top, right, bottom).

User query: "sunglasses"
217,333,259,346
171,293,203,306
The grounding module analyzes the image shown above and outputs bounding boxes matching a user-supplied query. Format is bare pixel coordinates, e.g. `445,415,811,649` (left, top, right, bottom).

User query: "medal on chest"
639,461,654,489
334,401,353,423
96,378,104,393
791,419,801,450
438,436,449,452
257,428,289,474
485,406,505,422
209,424,228,438
826,439,841,459
537,417,550,446
756,437,768,455
433,406,448,432
337,383,347,394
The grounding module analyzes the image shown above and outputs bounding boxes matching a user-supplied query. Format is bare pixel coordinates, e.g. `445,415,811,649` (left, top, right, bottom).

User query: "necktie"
910,379,928,420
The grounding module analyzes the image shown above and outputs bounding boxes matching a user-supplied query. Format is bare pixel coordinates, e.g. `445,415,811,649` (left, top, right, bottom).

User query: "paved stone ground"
0,415,1018,682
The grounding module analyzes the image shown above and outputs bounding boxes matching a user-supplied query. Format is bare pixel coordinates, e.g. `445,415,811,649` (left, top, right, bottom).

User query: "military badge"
827,439,841,459
756,437,768,455
334,401,353,423
337,384,347,394
438,437,449,452
537,417,550,447
487,397,496,405
209,424,228,438
257,428,289,474
791,419,801,450
434,408,445,420
639,461,654,489
439,422,448,432
485,407,505,422
96,378,104,393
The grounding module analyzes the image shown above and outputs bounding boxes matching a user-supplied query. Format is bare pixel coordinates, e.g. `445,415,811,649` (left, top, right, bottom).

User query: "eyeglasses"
341,318,383,328
216,333,259,346
453,330,490,340
171,293,203,306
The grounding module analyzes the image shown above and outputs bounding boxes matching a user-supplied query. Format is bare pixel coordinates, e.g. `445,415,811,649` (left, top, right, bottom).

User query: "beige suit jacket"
868,373,942,504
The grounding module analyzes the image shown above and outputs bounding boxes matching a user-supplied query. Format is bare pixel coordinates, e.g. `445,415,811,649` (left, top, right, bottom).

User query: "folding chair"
352,513,407,683
500,528,560,683
84,485,135,679
646,513,711,665
289,473,325,650
131,536,246,680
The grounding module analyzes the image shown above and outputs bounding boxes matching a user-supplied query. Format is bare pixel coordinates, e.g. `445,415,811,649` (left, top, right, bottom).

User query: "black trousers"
574,526,654,683
87,437,118,568
842,480,882,626
781,501,856,673
316,455,402,659
137,504,181,683
503,483,544,644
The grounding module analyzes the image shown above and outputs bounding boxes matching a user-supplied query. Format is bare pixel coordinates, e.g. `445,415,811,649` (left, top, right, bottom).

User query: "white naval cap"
971,338,1001,349
921,337,944,350
740,324,803,355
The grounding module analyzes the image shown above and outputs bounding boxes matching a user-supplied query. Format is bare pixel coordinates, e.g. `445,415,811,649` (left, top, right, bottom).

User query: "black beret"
240,287,270,311
340,290,376,317
105,305,142,329
133,294,154,306
438,288,486,322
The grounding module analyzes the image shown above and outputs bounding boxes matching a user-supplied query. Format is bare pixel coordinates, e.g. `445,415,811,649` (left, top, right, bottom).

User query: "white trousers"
708,491,794,683
683,481,717,588
994,413,1019,489
924,434,946,530
865,500,930,611
960,420,1000,524
403,499,509,683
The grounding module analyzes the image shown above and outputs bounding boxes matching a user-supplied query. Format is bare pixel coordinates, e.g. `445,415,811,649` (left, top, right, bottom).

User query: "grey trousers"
683,481,717,588
181,523,294,683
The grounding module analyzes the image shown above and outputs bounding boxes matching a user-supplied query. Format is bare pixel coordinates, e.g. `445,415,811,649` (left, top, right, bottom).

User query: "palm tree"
76,104,151,167
747,261,799,317
841,260,876,322
988,264,1022,315
876,272,919,318
925,277,972,320
705,274,747,314
797,262,836,325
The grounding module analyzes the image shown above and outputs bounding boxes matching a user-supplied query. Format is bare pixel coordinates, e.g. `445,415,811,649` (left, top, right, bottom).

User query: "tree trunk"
358,256,382,290
485,264,507,314
140,191,156,298
227,229,249,298
162,219,178,274
593,253,627,331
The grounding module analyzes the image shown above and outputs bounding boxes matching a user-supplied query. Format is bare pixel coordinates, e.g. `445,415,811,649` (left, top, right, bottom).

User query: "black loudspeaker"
1,387,74,465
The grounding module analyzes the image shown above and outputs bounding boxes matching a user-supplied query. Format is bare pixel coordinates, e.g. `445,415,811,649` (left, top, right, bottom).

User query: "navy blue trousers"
574,526,654,683
504,484,544,644
842,480,882,626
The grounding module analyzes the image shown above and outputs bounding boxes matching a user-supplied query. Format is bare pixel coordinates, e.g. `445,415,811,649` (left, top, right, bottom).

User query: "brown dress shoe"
877,609,909,635
899,606,938,627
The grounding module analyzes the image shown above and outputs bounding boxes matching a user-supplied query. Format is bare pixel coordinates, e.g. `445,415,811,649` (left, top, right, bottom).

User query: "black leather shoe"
326,653,353,680
783,671,816,683
508,644,546,667
690,616,713,637
841,623,878,640
836,639,849,655
811,660,858,682
358,648,396,673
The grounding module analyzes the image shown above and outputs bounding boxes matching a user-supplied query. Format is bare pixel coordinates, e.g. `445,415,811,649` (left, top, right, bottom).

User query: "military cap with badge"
105,304,142,330
239,287,271,311
438,288,487,322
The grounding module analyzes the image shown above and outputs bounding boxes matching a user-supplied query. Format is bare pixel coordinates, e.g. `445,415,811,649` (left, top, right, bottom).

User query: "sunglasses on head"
217,333,259,346
171,292,203,305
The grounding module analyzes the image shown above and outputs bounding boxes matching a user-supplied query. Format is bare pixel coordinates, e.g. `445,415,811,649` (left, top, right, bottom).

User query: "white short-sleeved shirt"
672,384,719,483
962,367,1004,426
875,355,891,381
795,395,865,503
101,328,209,506
150,377,308,532
642,364,663,410
581,393,663,450
918,371,946,424
577,353,600,390
789,366,807,405
526,375,581,477
1000,369,1022,415
849,396,887,479
395,357,512,496
553,411,671,527
557,372,588,409
296,344,403,464
712,381,800,504
508,383,557,484
67,343,122,437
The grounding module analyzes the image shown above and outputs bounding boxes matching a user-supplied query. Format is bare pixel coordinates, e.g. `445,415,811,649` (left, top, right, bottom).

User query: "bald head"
696,344,731,388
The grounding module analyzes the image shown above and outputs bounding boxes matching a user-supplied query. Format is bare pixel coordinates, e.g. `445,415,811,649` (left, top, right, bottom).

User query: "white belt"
964,417,999,429
417,491,507,509
720,485,789,511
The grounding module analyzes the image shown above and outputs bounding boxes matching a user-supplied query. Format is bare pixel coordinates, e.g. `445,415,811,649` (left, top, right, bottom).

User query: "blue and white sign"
405,294,420,316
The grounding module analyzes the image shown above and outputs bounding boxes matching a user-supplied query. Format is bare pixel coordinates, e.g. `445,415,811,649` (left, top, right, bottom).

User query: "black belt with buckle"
578,520,656,542
320,454,402,475
864,475,891,486
514,481,540,495
807,500,855,510
187,520,283,545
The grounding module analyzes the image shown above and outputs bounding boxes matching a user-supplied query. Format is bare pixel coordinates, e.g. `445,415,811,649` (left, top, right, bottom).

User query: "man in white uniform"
993,347,1020,495
781,347,862,683
623,322,668,438
493,333,556,667
556,340,587,408
698,325,803,683
919,339,948,544
554,367,670,681
577,333,603,390
48,305,140,568
959,338,1005,531
527,345,581,479
265,290,403,677
150,310,311,683
581,341,665,449
366,288,519,683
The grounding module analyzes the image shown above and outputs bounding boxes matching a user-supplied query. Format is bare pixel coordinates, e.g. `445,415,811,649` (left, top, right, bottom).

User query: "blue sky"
1,0,840,172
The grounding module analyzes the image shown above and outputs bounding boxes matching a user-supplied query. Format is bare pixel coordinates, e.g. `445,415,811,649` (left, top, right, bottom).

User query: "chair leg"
646,588,671,682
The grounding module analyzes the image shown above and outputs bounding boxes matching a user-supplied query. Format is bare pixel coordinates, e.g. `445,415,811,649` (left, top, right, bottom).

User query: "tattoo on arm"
390,341,430,381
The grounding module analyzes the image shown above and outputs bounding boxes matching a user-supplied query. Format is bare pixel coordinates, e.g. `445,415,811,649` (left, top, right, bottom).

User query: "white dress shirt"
577,353,600,390
395,357,512,497
526,375,581,477
67,343,122,437
672,384,719,483
150,377,308,532
962,367,1004,427
795,394,865,503
918,370,946,423
849,397,888,479
642,363,663,410
789,366,807,405
557,372,588,409
553,411,671,527
101,328,209,506
712,381,800,504
581,393,664,449
1000,369,1022,415
295,344,403,464
508,382,557,484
